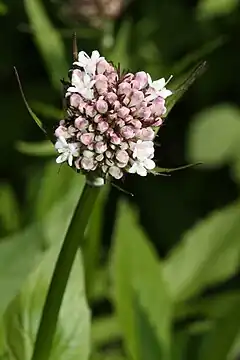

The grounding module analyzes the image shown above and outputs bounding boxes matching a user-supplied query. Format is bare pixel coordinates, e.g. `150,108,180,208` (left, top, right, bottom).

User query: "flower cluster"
55,50,172,185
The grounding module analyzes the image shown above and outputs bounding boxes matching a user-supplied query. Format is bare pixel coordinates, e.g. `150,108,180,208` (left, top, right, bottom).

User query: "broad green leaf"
3,245,90,360
197,0,238,19
0,225,46,317
198,298,240,360
0,184,20,234
187,104,240,166
24,0,68,90
0,170,84,318
16,141,55,157
92,315,121,347
84,185,110,300
163,201,240,302
111,200,172,360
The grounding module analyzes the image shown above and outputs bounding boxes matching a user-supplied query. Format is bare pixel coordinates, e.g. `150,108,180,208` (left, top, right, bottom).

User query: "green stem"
31,182,100,360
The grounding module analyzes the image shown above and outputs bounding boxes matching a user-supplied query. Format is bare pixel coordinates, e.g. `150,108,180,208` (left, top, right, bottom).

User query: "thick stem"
31,182,100,360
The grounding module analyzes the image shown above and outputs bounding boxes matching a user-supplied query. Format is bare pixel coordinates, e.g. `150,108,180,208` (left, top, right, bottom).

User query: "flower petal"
68,154,73,166
137,164,147,176
152,78,166,91
144,158,155,170
56,152,68,164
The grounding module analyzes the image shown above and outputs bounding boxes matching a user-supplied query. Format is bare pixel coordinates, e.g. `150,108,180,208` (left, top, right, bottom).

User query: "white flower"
55,136,79,166
132,140,155,161
146,73,173,101
67,70,95,100
74,50,104,76
128,158,156,176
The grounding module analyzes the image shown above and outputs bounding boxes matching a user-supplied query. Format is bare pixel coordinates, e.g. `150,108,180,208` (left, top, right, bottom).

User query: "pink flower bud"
106,92,118,104
150,97,166,116
95,74,108,95
80,133,94,145
123,96,130,106
75,117,89,130
129,91,144,107
97,121,109,133
113,100,121,111
55,125,68,138
96,99,108,114
94,114,103,123
120,125,135,139
116,119,125,128
118,82,131,96
87,143,94,150
110,134,121,145
117,106,130,118
129,119,142,129
106,159,114,167
97,59,111,74
108,72,118,85
95,141,107,153
134,71,148,90
108,113,117,122
70,93,81,108
96,154,104,161
109,166,123,179
95,135,103,141
81,157,95,170
152,117,163,126
106,150,113,158
125,115,133,123
120,142,128,151
106,128,114,137
140,127,155,140
86,105,97,117
116,150,129,164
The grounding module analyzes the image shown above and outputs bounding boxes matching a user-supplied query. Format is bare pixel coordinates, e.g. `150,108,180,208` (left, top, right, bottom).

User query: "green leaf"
3,244,90,360
14,68,45,133
16,141,55,157
92,315,121,347
111,200,172,360
163,200,240,302
84,185,110,300
198,298,240,360
197,0,238,19
187,104,240,166
24,0,68,90
154,163,201,174
32,102,64,120
0,184,20,234
107,19,131,70
31,184,101,360
0,225,46,318
164,61,207,118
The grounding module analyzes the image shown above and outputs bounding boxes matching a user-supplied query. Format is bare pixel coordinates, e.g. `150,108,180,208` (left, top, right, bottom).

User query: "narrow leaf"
16,141,55,157
14,67,45,133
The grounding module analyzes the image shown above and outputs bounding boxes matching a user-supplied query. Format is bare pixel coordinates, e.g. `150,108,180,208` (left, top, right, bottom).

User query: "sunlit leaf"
187,104,240,166
3,245,90,360
163,200,240,302
111,200,172,360
197,0,238,19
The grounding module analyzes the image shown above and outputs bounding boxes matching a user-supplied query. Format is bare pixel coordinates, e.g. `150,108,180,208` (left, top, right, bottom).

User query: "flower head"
54,49,172,185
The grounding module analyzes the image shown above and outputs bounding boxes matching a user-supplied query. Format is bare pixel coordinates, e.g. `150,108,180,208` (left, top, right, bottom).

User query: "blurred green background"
1,0,240,359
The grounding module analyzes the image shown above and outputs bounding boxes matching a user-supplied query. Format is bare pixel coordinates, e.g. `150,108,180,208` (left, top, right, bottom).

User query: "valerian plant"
15,41,204,360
